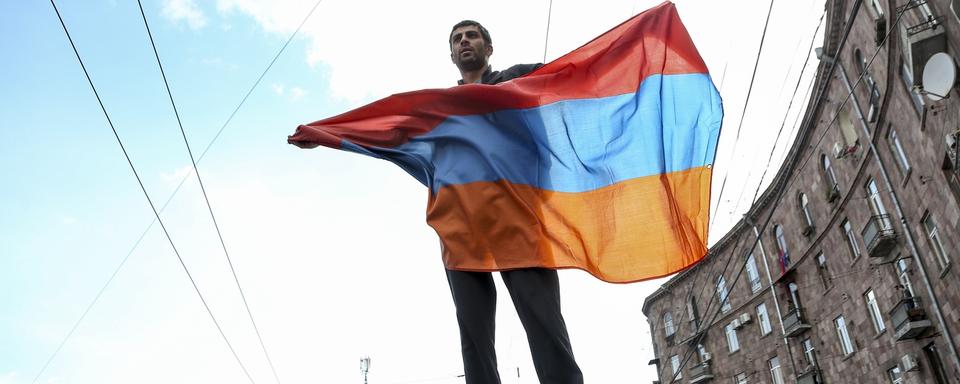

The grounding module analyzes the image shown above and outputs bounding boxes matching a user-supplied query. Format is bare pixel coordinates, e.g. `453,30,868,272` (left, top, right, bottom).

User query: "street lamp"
360,356,371,384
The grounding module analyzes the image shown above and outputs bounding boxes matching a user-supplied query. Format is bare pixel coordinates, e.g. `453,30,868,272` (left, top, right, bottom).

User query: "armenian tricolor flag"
289,1,722,283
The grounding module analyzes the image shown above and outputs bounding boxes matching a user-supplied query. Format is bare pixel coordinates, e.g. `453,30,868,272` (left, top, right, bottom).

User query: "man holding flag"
289,3,722,383
443,19,583,384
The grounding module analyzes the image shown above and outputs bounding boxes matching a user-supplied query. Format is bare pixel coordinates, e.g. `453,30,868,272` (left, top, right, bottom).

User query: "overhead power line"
32,1,325,382
135,1,284,383
708,0,777,231
663,1,911,382
44,1,257,383
734,11,825,216
543,0,554,62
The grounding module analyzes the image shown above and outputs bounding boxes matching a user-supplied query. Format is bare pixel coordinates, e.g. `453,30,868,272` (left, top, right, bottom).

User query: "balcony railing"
907,15,946,36
782,307,812,337
862,214,897,258
797,369,823,384
890,296,933,340
689,362,714,384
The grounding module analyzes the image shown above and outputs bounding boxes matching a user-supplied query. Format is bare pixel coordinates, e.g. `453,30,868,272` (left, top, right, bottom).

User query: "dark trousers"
446,268,584,384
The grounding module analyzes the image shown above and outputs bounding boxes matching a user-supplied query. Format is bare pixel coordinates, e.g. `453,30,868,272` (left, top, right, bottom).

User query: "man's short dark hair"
449,20,492,47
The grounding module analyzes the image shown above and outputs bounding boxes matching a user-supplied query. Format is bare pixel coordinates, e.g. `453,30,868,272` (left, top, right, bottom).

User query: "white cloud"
160,165,194,185
215,0,604,101
271,83,285,96
161,0,208,30
0,372,20,384
289,87,306,101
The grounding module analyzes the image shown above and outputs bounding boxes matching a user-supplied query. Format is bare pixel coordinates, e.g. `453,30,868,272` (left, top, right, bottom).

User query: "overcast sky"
1,0,825,383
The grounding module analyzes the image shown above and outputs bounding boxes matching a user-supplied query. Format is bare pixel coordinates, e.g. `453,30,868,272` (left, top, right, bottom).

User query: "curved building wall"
642,1,960,383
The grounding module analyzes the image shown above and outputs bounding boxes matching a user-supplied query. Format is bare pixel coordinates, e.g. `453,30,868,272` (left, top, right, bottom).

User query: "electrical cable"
543,0,554,62
43,1,257,383
732,11,825,217
708,0,777,230
662,2,901,382
30,1,325,381
135,1,284,383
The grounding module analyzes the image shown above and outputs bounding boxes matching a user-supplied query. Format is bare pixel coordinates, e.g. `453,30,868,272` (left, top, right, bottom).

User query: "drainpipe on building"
837,63,960,376
750,223,799,376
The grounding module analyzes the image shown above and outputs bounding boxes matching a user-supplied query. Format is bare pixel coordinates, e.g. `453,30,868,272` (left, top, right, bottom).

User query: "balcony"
898,1,947,86
890,296,933,340
689,362,714,383
862,214,897,258
797,368,823,384
783,307,812,337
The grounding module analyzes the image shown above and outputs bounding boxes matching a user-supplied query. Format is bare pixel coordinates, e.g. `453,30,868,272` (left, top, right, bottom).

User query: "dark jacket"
457,64,543,85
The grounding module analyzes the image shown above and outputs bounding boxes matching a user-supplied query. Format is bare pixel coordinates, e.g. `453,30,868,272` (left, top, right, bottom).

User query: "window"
664,312,675,338
887,128,911,177
865,178,889,216
887,366,904,384
799,193,815,233
843,219,862,259
953,0,960,24
774,225,790,271
865,289,886,334
865,179,896,232
717,275,731,313
757,303,772,335
687,296,701,328
896,258,915,298
787,282,803,312
734,372,748,384
670,354,682,380
816,252,832,289
835,315,855,355
725,322,740,352
946,131,960,205
768,356,784,384
855,48,882,122
839,103,860,148
801,338,818,369
868,0,885,17
746,253,762,292
901,61,925,115
922,212,951,269
822,154,841,200
924,343,949,384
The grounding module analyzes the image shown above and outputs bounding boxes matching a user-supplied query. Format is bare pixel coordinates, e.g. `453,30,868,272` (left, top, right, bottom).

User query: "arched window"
799,193,814,231
663,312,675,337
822,154,840,201
717,275,731,312
774,224,790,271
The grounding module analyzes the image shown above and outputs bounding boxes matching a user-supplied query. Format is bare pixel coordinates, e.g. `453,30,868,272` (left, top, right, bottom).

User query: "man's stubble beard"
456,55,488,72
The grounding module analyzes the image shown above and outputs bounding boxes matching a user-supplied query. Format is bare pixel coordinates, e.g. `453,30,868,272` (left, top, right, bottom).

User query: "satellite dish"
922,52,956,101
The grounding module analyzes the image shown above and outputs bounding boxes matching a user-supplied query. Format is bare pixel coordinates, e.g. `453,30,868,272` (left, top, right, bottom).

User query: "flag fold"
289,1,722,283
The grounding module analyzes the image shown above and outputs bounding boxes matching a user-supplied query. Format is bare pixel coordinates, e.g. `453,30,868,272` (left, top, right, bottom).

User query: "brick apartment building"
642,0,960,383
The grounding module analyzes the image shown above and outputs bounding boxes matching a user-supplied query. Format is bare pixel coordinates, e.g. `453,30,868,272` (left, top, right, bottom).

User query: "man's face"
450,25,492,71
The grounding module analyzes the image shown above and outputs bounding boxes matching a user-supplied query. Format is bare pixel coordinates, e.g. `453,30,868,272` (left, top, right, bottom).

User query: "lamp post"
360,356,371,384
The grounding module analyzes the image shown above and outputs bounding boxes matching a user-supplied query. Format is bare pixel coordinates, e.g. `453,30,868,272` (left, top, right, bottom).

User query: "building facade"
642,0,960,383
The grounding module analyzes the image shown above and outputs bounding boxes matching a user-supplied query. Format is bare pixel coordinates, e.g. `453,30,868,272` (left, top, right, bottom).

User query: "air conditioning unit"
731,319,742,329
834,142,858,159
833,142,847,159
702,352,712,362
739,313,753,325
901,354,920,372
